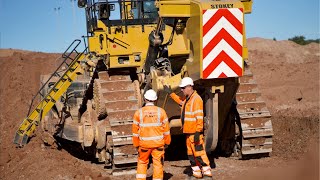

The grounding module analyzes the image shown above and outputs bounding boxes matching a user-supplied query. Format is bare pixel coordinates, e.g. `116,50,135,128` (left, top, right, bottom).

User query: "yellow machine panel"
15,0,273,175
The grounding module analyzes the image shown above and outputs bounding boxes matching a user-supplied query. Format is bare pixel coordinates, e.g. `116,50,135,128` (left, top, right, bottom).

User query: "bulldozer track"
95,71,141,174
236,64,273,156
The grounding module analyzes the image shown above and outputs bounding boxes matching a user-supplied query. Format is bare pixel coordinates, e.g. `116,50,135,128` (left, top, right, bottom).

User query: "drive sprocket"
93,79,107,119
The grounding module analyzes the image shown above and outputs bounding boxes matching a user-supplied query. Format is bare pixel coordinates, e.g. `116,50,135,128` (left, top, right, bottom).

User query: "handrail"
27,39,82,117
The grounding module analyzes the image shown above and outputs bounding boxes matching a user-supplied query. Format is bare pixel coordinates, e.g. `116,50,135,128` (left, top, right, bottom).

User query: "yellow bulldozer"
14,0,273,174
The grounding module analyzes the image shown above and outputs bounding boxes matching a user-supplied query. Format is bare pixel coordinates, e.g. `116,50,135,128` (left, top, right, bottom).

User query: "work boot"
191,166,202,178
202,166,212,177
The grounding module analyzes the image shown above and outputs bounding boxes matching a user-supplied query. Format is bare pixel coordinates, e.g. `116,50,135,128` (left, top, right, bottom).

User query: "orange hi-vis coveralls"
132,103,171,180
170,91,211,177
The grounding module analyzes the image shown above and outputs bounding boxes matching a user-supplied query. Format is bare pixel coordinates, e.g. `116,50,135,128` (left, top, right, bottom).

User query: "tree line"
288,36,320,45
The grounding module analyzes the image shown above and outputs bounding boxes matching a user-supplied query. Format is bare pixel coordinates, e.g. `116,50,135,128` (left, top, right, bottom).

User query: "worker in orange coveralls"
132,89,171,180
164,77,212,178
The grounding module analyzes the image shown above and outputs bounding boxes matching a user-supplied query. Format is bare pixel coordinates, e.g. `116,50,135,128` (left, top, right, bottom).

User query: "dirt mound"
0,50,108,180
247,38,319,161
233,142,319,180
0,38,319,179
248,38,319,116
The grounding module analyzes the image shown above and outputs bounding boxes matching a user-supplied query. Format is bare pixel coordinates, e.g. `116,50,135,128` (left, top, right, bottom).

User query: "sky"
0,0,319,53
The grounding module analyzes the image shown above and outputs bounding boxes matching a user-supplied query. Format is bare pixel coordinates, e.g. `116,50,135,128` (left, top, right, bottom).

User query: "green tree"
288,35,320,45
288,36,308,45
306,39,320,44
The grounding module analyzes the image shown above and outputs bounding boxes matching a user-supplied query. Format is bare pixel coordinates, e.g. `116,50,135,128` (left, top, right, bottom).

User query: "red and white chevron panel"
202,8,244,79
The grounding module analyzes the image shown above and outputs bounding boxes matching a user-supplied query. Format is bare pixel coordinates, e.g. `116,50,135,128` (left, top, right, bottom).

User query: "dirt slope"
0,38,319,180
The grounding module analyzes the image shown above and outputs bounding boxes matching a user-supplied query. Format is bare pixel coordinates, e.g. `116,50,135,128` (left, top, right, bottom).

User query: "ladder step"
34,121,39,126
64,74,72,82
14,40,85,147
54,72,61,77
47,95,56,103
69,67,76,71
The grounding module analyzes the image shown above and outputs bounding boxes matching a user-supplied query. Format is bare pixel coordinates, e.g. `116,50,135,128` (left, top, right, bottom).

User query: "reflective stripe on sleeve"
132,133,139,137
163,130,170,135
140,135,164,141
163,118,168,124
133,120,139,125
196,116,203,120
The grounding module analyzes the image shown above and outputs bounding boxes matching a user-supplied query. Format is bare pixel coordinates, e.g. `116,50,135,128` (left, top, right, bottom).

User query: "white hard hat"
144,89,158,101
179,77,194,87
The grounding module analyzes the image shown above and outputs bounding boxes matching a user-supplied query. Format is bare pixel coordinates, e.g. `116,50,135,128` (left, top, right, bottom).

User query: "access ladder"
14,39,87,146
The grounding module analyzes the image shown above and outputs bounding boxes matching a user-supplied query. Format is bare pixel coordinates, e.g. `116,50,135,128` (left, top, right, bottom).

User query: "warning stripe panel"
203,17,243,48
203,51,242,78
203,40,242,71
203,28,242,59
202,8,244,79
203,9,243,36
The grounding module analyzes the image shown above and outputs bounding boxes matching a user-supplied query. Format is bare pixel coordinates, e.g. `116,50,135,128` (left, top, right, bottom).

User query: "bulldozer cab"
85,0,158,33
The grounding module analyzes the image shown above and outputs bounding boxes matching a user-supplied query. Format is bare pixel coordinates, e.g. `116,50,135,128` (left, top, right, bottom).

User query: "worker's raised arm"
169,93,185,106
164,85,185,106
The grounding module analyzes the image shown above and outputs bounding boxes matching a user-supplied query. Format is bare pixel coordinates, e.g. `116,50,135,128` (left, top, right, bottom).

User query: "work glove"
163,85,173,94
194,131,200,144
